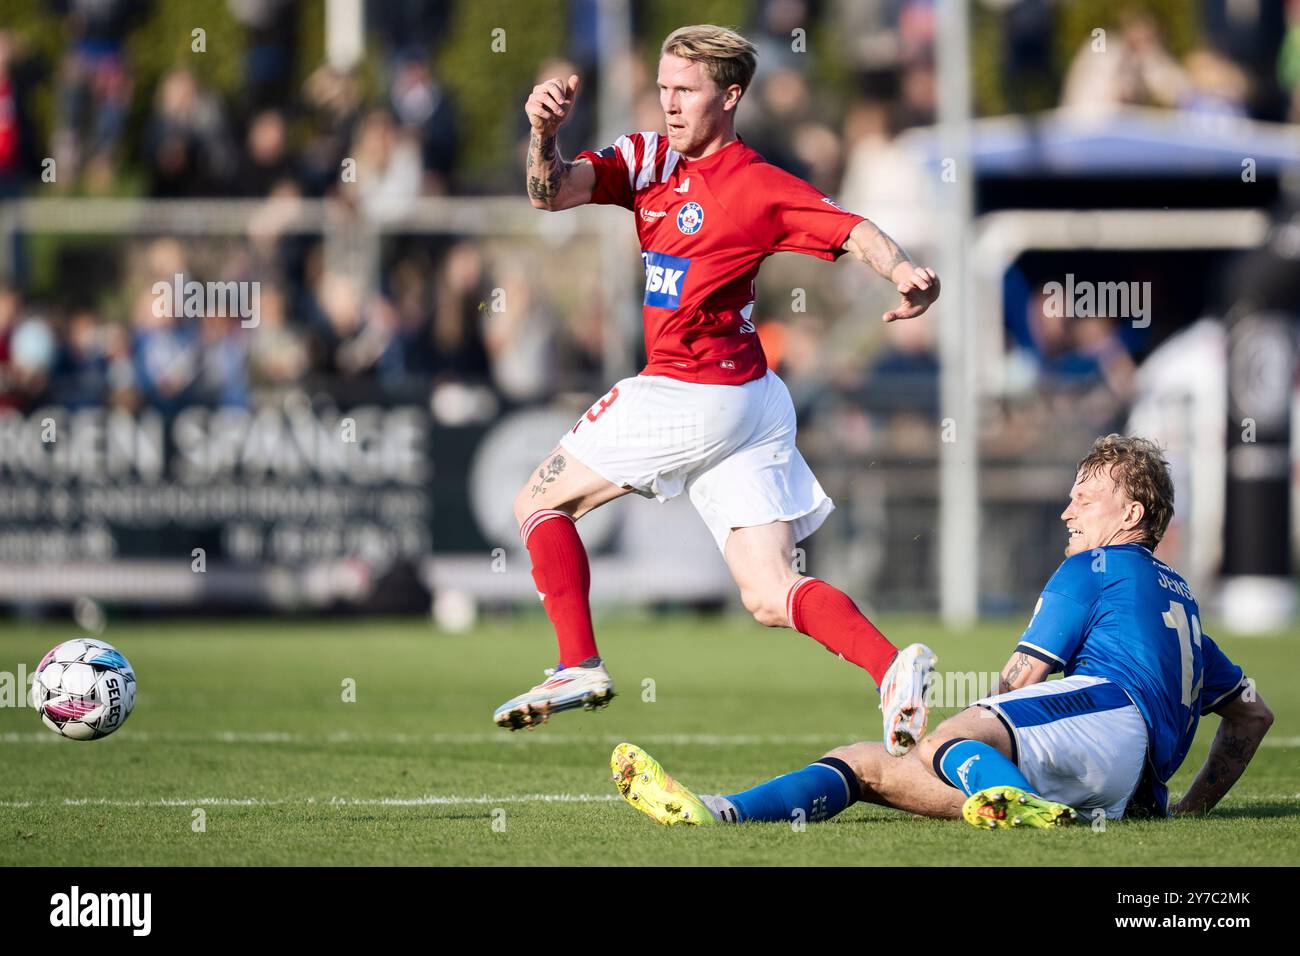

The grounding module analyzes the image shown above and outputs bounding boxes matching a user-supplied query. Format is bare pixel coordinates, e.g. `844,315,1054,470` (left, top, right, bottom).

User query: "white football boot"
880,643,937,756
493,659,615,730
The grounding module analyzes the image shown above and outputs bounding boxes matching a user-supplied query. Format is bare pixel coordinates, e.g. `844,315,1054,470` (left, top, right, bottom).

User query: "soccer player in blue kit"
612,435,1276,829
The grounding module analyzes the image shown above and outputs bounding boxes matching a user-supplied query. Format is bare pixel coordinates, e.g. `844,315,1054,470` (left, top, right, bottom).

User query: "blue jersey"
1015,544,1248,816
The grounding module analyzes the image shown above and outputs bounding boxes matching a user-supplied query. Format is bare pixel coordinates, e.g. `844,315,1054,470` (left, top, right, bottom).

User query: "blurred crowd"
0,0,1297,439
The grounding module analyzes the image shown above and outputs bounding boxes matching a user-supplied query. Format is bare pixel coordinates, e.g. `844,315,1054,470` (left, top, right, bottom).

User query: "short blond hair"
661,24,758,96
1076,434,1175,549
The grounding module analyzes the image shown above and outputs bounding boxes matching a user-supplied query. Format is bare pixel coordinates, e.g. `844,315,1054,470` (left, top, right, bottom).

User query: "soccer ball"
29,638,136,741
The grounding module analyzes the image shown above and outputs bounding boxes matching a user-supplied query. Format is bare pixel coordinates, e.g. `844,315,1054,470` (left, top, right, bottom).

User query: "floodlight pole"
596,0,638,383
936,0,979,625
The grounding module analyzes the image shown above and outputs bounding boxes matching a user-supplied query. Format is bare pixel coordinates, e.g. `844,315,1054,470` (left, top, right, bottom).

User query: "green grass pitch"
0,611,1296,866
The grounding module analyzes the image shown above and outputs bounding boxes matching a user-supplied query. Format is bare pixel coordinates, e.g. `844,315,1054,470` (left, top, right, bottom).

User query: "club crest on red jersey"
676,201,704,235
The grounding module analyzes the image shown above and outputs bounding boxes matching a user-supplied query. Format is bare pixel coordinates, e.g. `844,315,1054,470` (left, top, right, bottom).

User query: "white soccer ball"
29,638,136,741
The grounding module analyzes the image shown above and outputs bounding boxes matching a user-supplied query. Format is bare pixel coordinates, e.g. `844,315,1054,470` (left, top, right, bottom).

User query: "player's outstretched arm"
1171,691,1274,816
524,74,596,211
843,219,940,322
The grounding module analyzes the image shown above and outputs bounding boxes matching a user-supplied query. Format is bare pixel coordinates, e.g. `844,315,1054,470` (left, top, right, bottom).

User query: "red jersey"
576,132,866,385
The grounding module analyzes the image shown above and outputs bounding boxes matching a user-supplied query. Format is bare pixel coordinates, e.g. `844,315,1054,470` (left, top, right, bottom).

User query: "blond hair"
1076,434,1175,549
661,24,758,96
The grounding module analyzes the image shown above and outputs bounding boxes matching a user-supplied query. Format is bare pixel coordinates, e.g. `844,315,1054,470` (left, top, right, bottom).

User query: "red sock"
520,509,599,668
787,577,898,685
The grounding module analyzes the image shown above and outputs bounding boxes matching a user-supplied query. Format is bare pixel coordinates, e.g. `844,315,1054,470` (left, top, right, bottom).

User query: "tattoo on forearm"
526,131,570,206
851,223,912,280
530,454,566,496
999,653,1030,694
1185,727,1260,813
1223,733,1253,762
876,250,909,277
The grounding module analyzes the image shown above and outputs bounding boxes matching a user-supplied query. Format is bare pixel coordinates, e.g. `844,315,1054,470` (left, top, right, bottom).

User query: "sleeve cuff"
1202,678,1249,715
1015,642,1065,671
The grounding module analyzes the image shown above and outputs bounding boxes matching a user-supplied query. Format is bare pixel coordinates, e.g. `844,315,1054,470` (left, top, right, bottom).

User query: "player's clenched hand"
883,265,940,322
526,74,580,137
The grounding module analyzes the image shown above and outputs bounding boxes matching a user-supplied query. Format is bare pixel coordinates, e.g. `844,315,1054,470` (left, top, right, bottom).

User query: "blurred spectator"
130,287,201,413
236,108,297,196
1000,0,1056,115
52,308,110,408
1061,11,1188,117
430,241,491,384
482,263,557,402
51,0,140,192
0,282,28,409
227,0,298,113
368,0,453,64
195,311,249,407
1015,287,1137,402
145,69,237,196
300,63,363,196
342,108,423,221
751,0,815,74
742,66,817,176
389,55,458,195
838,98,934,251
246,283,308,387
0,31,41,193
1179,47,1250,117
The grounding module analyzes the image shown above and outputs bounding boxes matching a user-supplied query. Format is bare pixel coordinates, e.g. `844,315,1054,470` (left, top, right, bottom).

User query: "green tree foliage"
434,0,566,189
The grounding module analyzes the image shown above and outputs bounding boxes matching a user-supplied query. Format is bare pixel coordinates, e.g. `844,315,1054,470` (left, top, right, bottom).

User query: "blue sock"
934,738,1033,797
724,757,859,824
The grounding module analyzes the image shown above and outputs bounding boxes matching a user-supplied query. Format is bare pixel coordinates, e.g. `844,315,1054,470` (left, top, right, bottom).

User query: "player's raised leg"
916,707,1078,829
494,445,634,730
723,519,936,755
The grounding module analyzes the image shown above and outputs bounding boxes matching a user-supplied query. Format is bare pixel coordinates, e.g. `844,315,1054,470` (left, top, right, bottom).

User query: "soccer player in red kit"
497,24,941,756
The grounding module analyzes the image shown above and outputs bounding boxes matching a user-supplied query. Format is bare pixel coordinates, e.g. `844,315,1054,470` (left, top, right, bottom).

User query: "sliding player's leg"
610,740,963,827
916,706,1079,829
721,520,936,755
495,443,634,730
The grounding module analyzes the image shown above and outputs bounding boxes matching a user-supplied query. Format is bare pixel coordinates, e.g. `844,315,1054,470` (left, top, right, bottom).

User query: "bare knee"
740,586,788,628
824,743,878,794
916,720,963,766
916,709,999,765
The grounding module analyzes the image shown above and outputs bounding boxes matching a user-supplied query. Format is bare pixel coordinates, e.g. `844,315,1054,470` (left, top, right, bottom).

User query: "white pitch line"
0,793,621,809
0,730,850,746
2,793,1297,810
4,730,1299,747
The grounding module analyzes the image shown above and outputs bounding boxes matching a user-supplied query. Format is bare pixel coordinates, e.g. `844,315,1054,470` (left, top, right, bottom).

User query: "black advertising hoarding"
0,394,436,611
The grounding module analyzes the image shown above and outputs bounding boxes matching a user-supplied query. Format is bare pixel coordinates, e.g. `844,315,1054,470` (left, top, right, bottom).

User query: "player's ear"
1124,499,1145,531
722,83,743,112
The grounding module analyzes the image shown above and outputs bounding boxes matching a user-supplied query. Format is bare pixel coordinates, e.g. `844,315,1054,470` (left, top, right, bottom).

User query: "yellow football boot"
610,743,715,827
963,786,1079,830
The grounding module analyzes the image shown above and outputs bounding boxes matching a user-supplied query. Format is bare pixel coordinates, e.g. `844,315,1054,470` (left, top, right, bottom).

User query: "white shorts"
974,674,1149,819
558,370,834,552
